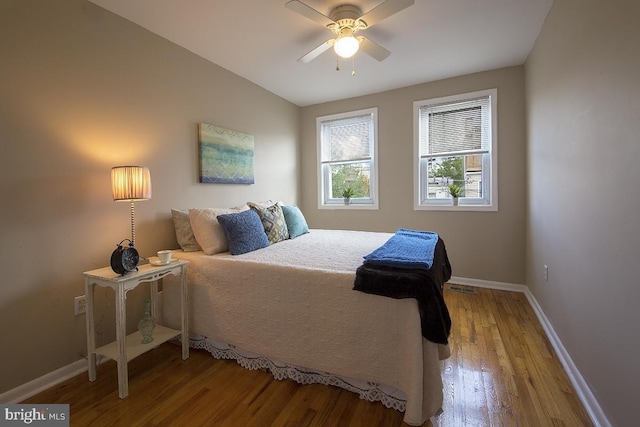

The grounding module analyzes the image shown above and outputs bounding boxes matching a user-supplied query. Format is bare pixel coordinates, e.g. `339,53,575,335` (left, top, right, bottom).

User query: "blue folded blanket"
363,228,439,270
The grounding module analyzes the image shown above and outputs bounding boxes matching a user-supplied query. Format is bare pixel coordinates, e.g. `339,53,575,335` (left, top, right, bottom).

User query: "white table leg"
181,264,189,360
150,279,159,319
115,284,128,398
85,279,97,382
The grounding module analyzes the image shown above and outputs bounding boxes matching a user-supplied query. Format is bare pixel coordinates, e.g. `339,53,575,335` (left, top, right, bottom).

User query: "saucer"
150,258,178,266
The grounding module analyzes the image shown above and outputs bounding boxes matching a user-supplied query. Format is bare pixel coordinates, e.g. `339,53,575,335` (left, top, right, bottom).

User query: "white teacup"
157,250,172,264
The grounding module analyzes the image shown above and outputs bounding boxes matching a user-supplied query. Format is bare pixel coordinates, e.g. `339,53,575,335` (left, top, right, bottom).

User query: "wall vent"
448,285,477,294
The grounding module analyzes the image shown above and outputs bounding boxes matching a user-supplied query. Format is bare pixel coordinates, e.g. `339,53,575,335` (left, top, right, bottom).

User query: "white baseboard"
449,276,611,427
1,278,611,427
449,276,527,293
0,359,88,403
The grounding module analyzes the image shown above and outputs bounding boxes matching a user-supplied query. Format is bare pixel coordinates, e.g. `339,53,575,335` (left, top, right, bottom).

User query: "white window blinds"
321,114,373,163
419,96,490,157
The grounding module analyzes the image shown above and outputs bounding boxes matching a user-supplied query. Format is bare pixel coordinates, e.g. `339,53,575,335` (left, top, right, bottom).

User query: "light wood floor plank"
23,285,592,426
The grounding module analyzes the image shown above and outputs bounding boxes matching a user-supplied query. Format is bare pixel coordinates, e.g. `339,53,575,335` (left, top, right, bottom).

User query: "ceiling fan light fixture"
334,28,359,58
287,0,412,64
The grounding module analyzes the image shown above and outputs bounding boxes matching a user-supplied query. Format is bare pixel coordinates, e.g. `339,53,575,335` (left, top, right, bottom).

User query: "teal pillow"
217,209,269,255
281,205,309,239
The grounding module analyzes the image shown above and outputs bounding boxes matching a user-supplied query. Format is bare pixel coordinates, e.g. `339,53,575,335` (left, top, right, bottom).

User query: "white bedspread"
161,229,449,425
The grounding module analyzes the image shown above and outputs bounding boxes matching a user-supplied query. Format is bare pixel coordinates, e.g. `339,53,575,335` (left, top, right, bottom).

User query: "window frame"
317,107,379,210
413,89,498,212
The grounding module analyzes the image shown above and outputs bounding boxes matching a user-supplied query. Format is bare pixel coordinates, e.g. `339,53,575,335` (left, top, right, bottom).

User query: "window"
414,89,497,211
317,108,378,209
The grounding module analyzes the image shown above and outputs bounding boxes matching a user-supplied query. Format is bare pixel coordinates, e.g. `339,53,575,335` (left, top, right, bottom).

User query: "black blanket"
353,237,452,345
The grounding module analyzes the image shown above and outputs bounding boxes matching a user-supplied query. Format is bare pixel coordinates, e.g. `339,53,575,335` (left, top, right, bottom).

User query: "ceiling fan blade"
358,0,415,27
298,39,336,63
358,37,391,61
285,0,336,28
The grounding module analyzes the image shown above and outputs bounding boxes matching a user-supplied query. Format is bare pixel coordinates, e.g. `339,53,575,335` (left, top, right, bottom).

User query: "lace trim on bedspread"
187,335,407,412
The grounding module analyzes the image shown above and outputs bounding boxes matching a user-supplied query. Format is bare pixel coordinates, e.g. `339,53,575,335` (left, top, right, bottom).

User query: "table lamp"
111,166,152,247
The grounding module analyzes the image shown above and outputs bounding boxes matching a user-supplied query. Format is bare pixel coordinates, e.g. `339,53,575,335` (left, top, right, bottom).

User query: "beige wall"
525,0,640,425
300,67,527,285
0,0,299,394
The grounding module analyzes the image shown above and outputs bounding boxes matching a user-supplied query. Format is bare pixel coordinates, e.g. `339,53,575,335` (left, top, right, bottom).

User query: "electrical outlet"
74,295,86,315
544,265,549,282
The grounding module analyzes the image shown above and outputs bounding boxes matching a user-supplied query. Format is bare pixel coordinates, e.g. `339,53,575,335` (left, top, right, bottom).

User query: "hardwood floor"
440,285,591,426
23,285,592,426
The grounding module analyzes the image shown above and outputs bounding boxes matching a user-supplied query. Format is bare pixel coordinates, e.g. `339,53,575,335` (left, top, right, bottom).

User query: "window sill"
319,202,379,210
414,203,497,212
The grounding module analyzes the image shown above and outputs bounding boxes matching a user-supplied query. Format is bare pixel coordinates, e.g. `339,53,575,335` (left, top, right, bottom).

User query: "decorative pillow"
188,206,248,255
171,209,202,252
250,203,289,244
217,209,270,255
281,205,309,239
246,200,274,210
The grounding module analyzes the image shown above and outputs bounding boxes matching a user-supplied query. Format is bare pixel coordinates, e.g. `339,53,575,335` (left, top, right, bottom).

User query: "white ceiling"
88,0,553,107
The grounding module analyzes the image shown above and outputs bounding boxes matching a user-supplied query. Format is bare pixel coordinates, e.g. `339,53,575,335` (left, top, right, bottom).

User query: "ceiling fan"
285,0,415,64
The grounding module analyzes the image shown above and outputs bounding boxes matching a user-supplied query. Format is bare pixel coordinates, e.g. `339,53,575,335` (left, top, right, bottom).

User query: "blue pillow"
217,209,269,255
281,205,309,239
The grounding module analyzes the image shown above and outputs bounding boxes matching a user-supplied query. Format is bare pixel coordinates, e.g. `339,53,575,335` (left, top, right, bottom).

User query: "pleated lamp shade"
111,166,152,201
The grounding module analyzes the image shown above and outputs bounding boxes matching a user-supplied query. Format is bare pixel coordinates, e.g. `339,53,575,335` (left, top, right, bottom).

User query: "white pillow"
171,209,202,252
188,206,249,255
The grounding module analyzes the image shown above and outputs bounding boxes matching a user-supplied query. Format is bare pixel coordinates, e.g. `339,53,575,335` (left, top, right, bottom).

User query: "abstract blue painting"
198,123,254,184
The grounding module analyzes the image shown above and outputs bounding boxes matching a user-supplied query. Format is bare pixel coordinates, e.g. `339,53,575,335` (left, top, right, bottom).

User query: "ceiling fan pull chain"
352,55,356,76
336,55,340,71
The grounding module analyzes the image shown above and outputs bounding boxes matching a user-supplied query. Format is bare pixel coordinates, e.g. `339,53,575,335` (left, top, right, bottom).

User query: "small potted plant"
341,187,355,205
448,184,463,206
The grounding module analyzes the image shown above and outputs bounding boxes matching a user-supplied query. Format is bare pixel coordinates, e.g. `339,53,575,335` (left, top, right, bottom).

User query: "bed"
161,219,451,426
162,204,452,424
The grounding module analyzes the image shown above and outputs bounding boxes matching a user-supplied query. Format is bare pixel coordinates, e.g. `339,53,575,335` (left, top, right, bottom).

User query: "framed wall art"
198,123,255,184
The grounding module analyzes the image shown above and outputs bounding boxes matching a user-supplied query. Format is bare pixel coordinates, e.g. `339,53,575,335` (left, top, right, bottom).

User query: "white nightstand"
83,259,189,398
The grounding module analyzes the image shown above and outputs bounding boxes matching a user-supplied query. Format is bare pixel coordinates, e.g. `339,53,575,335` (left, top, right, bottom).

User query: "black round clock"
110,239,140,275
